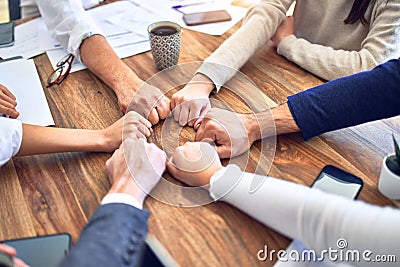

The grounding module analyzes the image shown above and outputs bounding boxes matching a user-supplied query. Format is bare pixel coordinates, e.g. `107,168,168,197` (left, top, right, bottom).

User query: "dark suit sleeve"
59,203,150,267
287,58,400,140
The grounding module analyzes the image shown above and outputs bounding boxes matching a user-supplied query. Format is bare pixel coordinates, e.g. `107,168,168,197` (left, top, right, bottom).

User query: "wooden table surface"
1,2,400,266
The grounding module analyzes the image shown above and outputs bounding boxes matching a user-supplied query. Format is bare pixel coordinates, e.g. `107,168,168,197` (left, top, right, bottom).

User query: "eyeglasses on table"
47,53,75,87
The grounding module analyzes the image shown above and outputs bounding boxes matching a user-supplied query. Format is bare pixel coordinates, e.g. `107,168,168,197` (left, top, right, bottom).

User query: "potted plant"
378,134,400,199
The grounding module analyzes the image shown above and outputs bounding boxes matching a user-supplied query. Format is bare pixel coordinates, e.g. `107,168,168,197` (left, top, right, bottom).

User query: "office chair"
8,0,20,20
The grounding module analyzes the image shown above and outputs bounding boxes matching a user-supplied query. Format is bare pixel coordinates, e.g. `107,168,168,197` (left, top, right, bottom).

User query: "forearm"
197,0,292,90
17,124,107,156
287,59,400,140
210,165,400,265
246,103,300,143
80,35,142,95
209,165,307,238
186,73,216,95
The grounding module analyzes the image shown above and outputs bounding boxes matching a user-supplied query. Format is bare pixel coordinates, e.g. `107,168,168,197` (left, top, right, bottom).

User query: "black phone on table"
2,233,175,267
273,165,363,267
0,22,15,48
311,165,363,199
183,10,232,26
2,233,71,267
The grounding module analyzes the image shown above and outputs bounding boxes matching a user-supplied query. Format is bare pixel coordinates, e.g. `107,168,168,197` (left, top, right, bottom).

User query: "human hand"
105,138,167,204
195,108,260,158
0,244,29,267
167,142,222,187
271,16,294,47
171,74,214,129
0,84,19,118
100,111,152,152
127,83,171,125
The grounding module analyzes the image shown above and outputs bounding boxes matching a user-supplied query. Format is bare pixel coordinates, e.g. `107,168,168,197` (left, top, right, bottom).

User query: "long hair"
344,0,377,25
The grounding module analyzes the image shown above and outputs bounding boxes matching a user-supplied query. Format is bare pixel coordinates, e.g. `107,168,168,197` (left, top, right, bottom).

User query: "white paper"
38,19,60,51
130,0,247,35
47,40,151,73
106,6,164,37
88,1,133,36
0,18,44,59
45,1,154,72
107,32,148,48
46,48,87,73
0,59,55,126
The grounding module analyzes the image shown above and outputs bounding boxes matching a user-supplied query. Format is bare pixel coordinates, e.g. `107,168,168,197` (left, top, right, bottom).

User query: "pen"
0,56,23,63
172,1,213,9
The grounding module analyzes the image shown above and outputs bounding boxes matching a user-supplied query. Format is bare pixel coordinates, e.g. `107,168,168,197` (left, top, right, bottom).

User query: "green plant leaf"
392,133,400,165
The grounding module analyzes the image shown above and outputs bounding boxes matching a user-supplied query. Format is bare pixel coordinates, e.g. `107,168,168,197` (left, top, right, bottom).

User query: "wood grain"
1,1,399,266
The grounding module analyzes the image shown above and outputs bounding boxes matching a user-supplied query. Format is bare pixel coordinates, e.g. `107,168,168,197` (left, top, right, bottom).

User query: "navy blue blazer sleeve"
59,203,150,267
287,58,400,140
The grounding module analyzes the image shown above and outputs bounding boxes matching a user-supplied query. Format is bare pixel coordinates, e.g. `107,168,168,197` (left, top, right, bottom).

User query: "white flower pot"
378,154,400,199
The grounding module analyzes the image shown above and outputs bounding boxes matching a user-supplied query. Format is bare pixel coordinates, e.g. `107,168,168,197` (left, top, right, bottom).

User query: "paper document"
106,4,165,37
0,59,55,126
47,40,151,73
2,1,155,68
0,18,45,59
46,1,155,73
130,0,248,35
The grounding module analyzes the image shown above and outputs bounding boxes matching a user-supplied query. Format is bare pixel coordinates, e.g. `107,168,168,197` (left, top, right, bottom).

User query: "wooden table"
1,2,399,266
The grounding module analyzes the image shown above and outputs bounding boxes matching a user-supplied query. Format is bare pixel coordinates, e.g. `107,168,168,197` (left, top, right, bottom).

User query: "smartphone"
310,165,363,199
0,22,15,48
274,165,363,267
2,233,71,267
183,10,232,26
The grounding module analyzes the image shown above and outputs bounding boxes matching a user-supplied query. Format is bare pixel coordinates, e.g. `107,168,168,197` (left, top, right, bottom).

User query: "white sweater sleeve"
209,165,400,266
0,118,23,167
196,0,294,91
36,0,104,61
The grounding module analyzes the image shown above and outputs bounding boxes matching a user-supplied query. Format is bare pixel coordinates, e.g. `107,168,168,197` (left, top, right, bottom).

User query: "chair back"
8,0,21,20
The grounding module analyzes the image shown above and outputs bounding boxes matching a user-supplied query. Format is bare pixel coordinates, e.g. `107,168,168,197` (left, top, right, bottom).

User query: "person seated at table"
0,84,19,119
167,141,400,266
171,0,400,128
1,137,167,267
0,105,152,167
18,0,170,125
194,58,400,158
